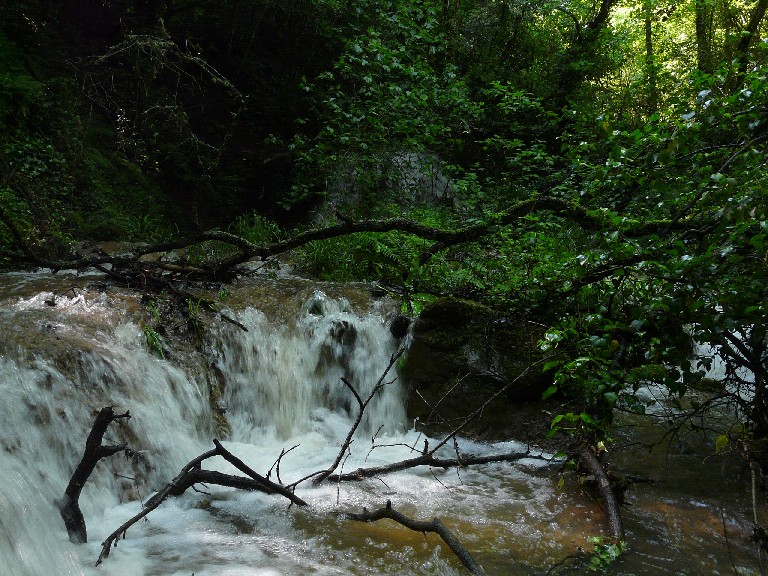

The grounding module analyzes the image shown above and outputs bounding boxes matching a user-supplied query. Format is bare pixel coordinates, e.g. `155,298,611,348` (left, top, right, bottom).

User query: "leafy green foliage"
231,212,284,246
294,228,429,285
143,325,166,358
0,27,181,265
290,0,482,211
587,536,625,572
1,0,766,457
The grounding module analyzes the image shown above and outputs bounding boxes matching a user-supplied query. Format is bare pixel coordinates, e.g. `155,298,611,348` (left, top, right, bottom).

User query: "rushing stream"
0,270,763,575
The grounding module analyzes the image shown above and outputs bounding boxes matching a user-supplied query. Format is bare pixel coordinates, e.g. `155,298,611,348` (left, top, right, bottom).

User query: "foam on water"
0,285,444,575
7,278,744,575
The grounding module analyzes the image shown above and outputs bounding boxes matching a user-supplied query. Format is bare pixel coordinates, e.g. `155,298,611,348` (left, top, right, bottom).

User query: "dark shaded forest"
1,0,767,571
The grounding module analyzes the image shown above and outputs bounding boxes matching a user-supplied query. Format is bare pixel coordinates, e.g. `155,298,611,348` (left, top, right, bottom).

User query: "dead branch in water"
58,407,131,544
345,500,489,576
287,347,405,489
96,439,306,566
327,449,538,482
577,445,624,541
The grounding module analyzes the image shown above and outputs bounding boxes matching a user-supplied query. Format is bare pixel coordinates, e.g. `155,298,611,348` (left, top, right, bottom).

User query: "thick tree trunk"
737,0,768,57
733,0,768,83
644,0,658,115
587,0,618,33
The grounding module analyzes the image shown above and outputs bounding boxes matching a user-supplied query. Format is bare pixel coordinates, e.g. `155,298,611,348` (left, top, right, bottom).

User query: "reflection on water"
0,271,762,575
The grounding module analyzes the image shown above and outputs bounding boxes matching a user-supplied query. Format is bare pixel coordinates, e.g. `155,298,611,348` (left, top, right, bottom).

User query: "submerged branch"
345,501,488,576
577,446,624,541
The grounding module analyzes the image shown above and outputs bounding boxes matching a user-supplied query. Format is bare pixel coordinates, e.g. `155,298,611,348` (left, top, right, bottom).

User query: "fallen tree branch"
2,195,692,279
345,501,489,576
328,450,535,482
58,407,130,544
97,439,306,565
211,439,304,505
321,360,549,483
577,446,624,541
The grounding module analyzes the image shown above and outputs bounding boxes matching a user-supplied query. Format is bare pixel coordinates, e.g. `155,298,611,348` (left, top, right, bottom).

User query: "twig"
425,362,539,457
288,347,405,488
267,445,299,485
212,439,305,506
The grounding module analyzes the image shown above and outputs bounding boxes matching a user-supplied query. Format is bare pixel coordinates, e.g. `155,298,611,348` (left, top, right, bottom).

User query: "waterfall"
2,273,757,575
0,277,407,576
213,289,406,442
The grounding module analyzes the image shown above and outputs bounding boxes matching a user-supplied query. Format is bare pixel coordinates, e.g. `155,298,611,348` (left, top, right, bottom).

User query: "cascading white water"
213,289,406,443
2,272,760,576
0,277,440,576
0,290,216,576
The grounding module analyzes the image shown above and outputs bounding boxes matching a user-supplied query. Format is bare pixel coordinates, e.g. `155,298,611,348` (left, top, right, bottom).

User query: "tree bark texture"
58,407,130,543
695,0,713,74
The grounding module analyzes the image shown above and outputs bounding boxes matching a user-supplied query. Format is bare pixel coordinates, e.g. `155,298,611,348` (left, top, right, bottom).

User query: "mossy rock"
400,297,552,434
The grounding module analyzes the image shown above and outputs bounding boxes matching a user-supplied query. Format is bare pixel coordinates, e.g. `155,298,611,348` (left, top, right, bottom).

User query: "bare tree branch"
288,347,405,488
97,440,306,566
345,501,489,576
58,407,131,544
328,449,536,482
1,195,690,279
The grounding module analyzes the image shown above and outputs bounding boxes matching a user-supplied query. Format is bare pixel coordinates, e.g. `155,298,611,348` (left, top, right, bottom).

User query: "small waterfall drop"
0,276,409,576
2,272,753,576
214,289,406,442
0,289,215,576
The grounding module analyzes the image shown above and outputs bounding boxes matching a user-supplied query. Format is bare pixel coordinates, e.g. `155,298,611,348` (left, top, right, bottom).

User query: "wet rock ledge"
400,297,553,436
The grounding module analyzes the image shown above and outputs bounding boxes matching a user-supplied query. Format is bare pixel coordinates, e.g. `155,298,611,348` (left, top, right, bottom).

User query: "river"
0,269,762,575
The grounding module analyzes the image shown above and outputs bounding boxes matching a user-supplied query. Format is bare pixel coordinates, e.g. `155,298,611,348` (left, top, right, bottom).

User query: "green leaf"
543,360,561,372
542,385,558,400
715,434,728,453
603,391,618,407
579,412,598,426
